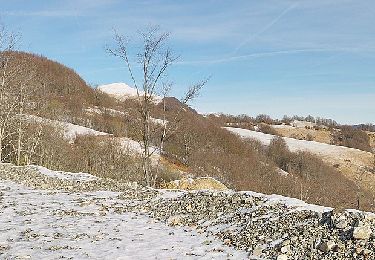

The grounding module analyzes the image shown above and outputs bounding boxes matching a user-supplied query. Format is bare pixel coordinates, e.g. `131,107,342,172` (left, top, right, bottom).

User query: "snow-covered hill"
25,115,160,160
97,83,163,104
25,115,109,143
224,127,372,162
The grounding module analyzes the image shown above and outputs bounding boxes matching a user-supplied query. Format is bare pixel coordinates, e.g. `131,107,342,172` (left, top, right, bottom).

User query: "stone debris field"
0,164,374,259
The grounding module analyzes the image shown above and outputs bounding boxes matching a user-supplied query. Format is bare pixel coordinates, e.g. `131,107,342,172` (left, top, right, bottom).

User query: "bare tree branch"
107,25,208,186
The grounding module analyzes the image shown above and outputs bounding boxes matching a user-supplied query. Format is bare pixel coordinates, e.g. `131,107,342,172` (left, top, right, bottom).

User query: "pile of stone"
1,163,374,259
0,164,157,201
161,177,229,191
134,191,375,259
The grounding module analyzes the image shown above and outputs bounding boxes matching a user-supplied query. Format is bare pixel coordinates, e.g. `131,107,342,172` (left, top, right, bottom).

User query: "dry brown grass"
274,127,331,144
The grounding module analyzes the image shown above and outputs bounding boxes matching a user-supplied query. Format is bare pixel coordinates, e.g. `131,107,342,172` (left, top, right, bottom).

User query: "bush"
268,137,290,171
331,126,372,152
264,137,374,210
255,114,274,124
258,124,278,135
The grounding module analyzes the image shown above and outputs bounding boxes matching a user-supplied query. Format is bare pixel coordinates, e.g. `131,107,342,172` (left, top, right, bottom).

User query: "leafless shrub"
268,137,290,171
107,25,207,186
331,126,372,152
306,133,314,141
258,124,278,135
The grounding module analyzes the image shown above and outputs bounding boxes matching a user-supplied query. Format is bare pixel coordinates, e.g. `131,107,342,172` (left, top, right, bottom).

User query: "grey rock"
318,241,337,252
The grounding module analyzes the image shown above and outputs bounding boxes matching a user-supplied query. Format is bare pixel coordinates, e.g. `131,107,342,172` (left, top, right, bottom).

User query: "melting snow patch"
156,189,186,200
240,191,332,213
34,165,99,182
224,127,372,161
24,114,109,143
265,194,332,213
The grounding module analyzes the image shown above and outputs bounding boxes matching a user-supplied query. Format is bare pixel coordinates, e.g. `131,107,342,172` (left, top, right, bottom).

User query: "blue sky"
1,0,374,124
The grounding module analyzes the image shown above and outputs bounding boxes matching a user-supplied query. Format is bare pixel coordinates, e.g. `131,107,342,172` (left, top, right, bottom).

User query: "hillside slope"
225,127,372,161
272,123,332,144
8,52,97,111
225,127,375,199
3,51,372,212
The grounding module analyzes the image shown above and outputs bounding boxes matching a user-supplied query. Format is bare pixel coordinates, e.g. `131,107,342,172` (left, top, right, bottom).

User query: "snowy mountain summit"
97,82,162,103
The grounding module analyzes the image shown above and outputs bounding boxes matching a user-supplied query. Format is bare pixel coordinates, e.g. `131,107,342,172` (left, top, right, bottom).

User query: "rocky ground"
0,164,374,259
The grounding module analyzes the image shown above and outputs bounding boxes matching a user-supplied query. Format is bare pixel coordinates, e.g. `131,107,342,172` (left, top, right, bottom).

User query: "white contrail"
233,2,299,55
176,48,343,66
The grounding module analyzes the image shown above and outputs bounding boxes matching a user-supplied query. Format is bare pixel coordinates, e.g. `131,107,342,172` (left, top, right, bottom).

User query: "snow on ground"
272,120,316,129
150,117,168,126
84,107,127,117
276,168,289,176
0,178,246,259
35,165,99,182
240,190,332,213
117,137,160,161
98,83,163,104
272,124,295,129
61,123,108,142
25,115,161,161
85,106,167,126
290,120,316,128
25,115,109,143
201,112,222,118
118,137,144,154
224,127,372,161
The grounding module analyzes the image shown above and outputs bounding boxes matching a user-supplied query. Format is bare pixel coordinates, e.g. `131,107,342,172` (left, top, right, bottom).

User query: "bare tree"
15,75,36,165
0,24,37,165
0,24,19,162
107,26,208,186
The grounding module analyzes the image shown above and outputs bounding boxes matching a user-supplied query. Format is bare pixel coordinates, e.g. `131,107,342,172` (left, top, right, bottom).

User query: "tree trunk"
16,85,24,166
142,106,151,186
16,112,22,166
0,130,3,162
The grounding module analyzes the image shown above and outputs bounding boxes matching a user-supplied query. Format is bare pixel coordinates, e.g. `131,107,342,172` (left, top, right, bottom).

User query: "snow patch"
240,191,332,213
156,189,186,200
224,127,372,161
150,117,168,126
98,83,163,104
84,107,127,117
34,165,99,182
26,115,161,160
272,124,294,129
117,137,160,162
25,115,108,143
277,168,289,176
